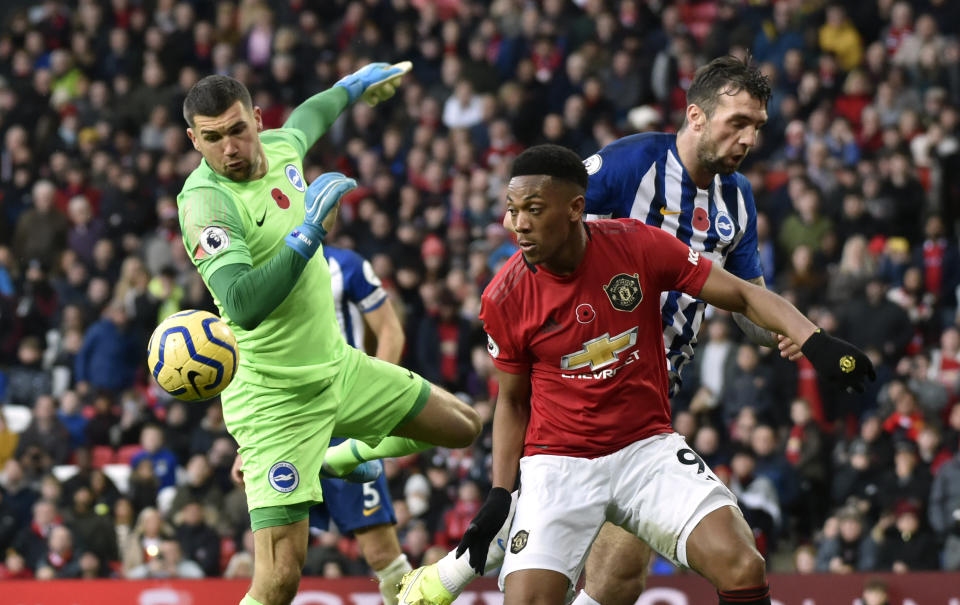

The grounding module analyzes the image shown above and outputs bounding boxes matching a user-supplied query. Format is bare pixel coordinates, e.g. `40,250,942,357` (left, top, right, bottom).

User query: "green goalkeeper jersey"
177,127,346,387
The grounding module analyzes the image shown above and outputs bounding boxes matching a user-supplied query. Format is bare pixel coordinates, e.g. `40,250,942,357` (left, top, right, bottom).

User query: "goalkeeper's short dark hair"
685,55,771,121
510,144,588,191
183,75,253,128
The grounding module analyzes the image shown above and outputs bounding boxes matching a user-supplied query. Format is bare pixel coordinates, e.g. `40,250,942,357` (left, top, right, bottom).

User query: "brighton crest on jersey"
583,132,763,380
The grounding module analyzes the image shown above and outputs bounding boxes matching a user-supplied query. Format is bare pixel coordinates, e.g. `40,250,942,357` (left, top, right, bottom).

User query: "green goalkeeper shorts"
223,345,430,520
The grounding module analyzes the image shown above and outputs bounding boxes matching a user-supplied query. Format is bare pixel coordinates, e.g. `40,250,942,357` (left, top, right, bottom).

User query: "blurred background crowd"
2,0,960,584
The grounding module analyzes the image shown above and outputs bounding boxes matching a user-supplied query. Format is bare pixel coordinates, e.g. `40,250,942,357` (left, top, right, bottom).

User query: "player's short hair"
686,55,771,119
183,75,253,128
510,144,588,191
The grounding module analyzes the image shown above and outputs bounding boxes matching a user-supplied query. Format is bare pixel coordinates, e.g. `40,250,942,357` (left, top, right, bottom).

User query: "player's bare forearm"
491,406,526,490
491,368,531,491
698,264,817,348
731,276,778,348
373,325,404,364
742,288,817,346
364,300,405,364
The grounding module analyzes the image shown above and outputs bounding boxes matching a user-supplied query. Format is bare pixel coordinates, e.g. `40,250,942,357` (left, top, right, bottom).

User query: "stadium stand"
1,0,960,587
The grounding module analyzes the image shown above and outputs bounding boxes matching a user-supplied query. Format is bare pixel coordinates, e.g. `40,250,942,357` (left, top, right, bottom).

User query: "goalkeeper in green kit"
176,64,482,605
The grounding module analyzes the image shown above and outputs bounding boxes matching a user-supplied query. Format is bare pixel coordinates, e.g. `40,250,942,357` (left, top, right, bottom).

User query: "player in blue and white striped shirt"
572,57,786,605
575,83,779,605
324,245,396,351
315,245,412,605
584,129,769,392
398,56,785,605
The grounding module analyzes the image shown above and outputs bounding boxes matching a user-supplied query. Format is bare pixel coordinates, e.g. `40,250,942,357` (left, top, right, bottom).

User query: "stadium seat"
157,486,177,516
220,536,237,573
765,170,789,192
91,445,115,469
2,405,32,433
679,2,717,44
102,464,131,494
116,444,143,465
52,464,79,483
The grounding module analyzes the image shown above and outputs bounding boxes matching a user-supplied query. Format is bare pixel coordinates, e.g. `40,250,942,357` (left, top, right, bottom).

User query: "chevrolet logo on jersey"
561,327,638,371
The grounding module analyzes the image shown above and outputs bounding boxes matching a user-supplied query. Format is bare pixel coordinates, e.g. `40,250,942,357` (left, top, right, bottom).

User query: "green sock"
240,594,264,605
323,437,432,476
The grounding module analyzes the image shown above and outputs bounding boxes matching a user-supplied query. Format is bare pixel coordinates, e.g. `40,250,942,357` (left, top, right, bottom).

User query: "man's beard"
696,134,743,176
224,157,257,182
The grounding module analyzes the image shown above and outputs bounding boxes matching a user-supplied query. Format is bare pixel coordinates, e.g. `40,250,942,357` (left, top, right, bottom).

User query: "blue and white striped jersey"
583,132,763,379
323,246,388,349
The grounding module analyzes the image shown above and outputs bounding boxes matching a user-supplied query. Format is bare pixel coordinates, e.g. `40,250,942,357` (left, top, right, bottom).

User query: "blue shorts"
309,440,396,534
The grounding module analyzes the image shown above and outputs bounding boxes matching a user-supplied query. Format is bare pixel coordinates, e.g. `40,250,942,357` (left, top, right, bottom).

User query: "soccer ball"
147,310,238,401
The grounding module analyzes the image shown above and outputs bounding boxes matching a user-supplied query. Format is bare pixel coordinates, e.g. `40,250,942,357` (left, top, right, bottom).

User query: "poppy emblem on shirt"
715,210,735,242
602,273,643,312
575,303,596,324
510,530,529,554
271,188,290,209
692,207,710,231
285,164,306,191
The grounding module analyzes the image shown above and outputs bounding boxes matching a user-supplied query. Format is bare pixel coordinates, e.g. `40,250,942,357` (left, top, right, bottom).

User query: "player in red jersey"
462,145,874,605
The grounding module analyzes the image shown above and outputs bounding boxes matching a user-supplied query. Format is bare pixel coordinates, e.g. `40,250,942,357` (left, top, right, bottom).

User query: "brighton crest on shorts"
269,461,300,493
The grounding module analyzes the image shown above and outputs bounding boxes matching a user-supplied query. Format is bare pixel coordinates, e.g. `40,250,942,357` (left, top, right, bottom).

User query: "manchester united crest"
510,530,529,553
602,273,643,312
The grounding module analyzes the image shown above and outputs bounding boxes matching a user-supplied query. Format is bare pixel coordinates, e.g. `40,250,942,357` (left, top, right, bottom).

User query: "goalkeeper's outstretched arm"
181,185,310,331
284,62,407,155
186,174,355,331
208,251,307,331
283,87,350,156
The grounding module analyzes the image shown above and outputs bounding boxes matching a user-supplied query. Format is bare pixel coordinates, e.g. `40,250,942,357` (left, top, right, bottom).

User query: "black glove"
455,486,511,575
801,329,876,393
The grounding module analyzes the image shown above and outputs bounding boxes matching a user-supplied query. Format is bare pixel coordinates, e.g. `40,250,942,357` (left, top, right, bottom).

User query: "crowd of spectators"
2,0,960,583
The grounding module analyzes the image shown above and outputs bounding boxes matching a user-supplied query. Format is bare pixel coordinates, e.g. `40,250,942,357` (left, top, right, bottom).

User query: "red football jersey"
480,219,713,458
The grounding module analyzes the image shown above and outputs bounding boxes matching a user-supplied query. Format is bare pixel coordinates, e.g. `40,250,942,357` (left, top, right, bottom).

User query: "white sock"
436,550,477,596
571,590,602,605
376,554,412,605
436,490,517,593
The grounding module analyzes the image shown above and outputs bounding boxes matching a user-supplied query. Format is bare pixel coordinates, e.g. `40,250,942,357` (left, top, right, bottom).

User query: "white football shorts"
499,432,737,589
